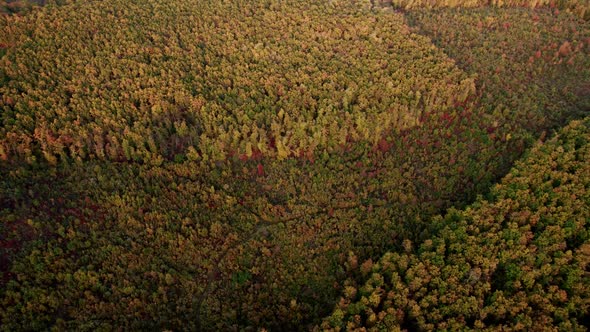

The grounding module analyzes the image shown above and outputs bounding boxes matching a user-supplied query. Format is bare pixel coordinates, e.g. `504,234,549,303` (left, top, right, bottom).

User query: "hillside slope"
321,116,590,330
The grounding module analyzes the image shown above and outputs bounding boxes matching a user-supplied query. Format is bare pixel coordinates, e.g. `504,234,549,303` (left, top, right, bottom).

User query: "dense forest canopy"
322,116,590,330
0,0,589,330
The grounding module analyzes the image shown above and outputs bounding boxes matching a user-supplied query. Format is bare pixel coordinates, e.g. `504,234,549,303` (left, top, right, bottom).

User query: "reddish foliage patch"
376,138,391,152
257,163,265,176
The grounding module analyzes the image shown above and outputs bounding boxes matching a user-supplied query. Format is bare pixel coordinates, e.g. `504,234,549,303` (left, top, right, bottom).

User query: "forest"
0,0,589,330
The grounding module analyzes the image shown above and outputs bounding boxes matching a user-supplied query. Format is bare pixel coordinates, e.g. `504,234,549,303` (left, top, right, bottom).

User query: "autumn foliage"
381,0,590,20
0,0,589,330
321,116,590,331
